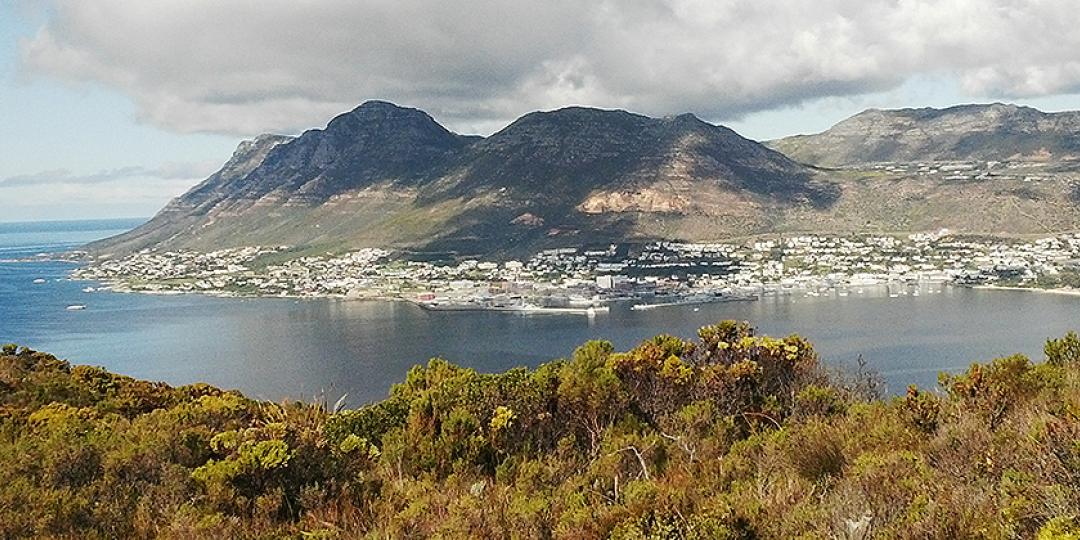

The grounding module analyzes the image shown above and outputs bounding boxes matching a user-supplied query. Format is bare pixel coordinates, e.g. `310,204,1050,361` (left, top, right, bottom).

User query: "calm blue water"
2,219,1078,405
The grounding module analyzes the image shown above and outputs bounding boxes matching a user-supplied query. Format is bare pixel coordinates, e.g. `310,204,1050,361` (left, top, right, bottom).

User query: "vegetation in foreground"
1,323,1079,539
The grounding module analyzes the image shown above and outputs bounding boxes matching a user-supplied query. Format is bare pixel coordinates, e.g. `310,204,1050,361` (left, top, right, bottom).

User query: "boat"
33,278,46,284
82,287,96,293
65,305,86,311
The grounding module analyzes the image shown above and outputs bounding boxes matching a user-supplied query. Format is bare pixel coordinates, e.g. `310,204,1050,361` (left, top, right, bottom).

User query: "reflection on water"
6,256,1080,405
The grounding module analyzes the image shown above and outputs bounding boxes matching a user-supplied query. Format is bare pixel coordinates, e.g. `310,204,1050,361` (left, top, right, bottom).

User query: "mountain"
88,102,836,257
770,103,1080,167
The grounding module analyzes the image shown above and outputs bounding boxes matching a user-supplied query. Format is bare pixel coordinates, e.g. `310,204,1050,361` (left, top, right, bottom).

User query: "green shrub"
1046,331,1080,367
1,327,1079,538
1039,516,1080,540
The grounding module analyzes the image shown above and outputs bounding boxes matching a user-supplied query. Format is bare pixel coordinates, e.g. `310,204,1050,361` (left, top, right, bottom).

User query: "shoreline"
972,284,1080,297
629,295,758,310
108,287,410,303
65,265,1080,312
74,277,407,303
416,303,609,315
71,276,612,313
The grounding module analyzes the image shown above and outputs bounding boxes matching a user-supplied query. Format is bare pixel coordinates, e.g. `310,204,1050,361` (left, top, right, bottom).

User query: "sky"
6,1,1080,222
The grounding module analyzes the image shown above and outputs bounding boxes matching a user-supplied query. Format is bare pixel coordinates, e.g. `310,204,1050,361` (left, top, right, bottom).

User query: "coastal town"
67,230,1080,312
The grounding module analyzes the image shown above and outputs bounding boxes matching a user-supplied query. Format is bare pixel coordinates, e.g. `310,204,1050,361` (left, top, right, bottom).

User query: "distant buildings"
74,231,1080,305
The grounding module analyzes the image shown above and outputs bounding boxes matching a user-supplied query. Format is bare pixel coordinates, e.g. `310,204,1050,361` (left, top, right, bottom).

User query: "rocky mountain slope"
770,103,1080,167
90,101,1080,259
88,102,836,257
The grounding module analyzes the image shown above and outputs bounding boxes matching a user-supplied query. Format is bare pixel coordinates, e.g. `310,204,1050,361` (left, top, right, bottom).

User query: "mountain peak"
324,100,445,133
354,99,404,111
852,102,1037,119
224,134,293,173
344,100,435,119
507,106,647,127
499,107,724,136
668,112,704,123
236,133,293,153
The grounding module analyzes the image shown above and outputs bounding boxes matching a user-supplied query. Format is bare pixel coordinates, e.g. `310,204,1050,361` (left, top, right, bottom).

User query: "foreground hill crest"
3,326,1079,537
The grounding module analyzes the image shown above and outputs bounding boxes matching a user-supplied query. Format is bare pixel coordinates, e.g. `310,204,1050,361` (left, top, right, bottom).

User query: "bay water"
3,219,1077,405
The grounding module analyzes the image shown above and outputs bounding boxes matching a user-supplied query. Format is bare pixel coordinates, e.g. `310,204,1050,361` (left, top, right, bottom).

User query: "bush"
1039,516,1080,539
1046,331,1080,367
785,420,847,483
2,327,1079,538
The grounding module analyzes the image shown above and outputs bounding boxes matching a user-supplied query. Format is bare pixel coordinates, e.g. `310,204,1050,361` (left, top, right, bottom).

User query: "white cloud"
18,0,1080,135
0,161,220,221
0,161,220,187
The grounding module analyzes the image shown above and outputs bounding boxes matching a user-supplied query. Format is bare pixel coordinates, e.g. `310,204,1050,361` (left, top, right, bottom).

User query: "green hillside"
1,325,1078,538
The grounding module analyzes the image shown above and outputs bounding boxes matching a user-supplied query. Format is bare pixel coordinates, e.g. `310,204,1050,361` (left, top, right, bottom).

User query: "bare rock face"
510,213,545,228
88,101,833,257
166,134,294,213
578,188,690,214
770,103,1080,166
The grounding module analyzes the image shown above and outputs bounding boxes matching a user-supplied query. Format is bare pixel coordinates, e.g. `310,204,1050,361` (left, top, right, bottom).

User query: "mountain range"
770,103,1080,167
89,101,836,257
89,102,1080,258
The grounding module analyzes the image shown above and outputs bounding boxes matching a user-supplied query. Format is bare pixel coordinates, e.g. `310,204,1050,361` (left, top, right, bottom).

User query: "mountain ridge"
89,101,1080,259
769,103,1080,166
88,101,835,257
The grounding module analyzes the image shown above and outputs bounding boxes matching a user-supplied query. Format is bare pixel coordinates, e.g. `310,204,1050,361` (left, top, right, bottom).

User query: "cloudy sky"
6,0,1080,221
